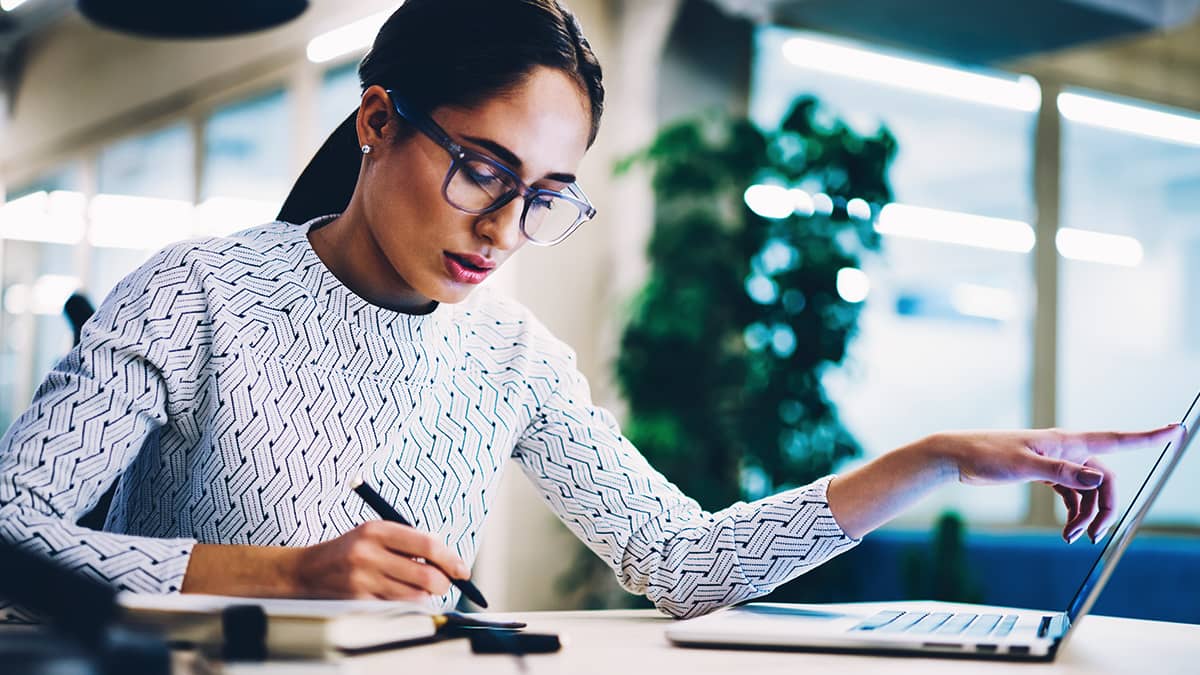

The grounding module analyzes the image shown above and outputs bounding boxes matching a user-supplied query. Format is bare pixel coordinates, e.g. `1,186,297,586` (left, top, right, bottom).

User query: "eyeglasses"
386,90,597,247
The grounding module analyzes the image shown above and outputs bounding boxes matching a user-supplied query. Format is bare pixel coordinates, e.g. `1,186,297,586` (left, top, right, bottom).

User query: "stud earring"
361,144,373,155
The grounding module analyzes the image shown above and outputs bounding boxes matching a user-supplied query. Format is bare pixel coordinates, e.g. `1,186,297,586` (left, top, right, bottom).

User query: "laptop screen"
1063,391,1199,624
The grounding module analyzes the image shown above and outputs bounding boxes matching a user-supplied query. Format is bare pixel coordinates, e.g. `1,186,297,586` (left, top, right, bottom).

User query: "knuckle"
360,514,388,535
346,540,374,566
357,520,382,538
1055,462,1074,482
411,534,438,559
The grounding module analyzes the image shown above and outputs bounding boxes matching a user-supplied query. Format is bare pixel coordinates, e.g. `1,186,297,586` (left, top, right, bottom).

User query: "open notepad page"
117,592,439,655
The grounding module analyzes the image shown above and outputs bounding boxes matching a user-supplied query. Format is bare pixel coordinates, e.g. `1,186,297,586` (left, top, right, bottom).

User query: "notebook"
117,592,440,657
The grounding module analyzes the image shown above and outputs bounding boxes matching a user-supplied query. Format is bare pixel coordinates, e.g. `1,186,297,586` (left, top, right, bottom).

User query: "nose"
474,197,524,251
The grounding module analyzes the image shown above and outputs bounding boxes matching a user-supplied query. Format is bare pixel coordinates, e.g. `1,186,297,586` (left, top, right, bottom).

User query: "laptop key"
851,610,906,631
905,612,954,634
874,612,929,633
993,615,1020,637
934,613,978,634
965,614,1003,638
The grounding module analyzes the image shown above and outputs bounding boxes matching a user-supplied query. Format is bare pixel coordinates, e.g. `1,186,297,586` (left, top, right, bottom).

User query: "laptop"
666,391,1199,661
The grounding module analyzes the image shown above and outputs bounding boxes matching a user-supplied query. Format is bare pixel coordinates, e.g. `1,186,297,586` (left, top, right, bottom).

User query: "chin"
429,282,476,306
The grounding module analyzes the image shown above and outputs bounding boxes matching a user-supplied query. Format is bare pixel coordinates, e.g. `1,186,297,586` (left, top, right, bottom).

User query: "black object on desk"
0,539,171,675
469,630,562,655
351,476,490,608
221,605,268,661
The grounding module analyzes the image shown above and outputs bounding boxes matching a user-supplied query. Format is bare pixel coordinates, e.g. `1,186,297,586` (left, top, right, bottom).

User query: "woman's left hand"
932,424,1185,544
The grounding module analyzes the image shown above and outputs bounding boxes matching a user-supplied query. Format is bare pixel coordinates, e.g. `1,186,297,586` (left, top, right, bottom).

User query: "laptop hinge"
1039,614,1068,639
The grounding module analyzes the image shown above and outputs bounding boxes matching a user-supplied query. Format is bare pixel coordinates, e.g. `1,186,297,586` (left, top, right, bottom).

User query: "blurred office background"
0,0,1197,620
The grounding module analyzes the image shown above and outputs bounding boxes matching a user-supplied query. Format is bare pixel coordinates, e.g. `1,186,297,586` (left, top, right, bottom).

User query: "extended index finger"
1070,423,1185,455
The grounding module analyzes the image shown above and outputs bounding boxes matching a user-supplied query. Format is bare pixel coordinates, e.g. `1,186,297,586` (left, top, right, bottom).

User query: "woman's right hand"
289,520,470,601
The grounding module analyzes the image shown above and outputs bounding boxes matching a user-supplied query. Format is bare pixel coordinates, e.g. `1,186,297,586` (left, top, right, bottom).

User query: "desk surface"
217,608,1199,675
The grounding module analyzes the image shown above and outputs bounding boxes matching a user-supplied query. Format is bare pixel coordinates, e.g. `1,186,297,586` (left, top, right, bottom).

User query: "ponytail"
277,111,360,224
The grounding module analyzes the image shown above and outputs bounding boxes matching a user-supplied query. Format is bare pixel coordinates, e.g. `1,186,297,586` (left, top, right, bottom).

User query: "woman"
0,0,1182,620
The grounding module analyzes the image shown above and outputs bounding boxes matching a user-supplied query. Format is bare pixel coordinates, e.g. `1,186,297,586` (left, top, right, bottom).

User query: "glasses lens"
523,193,586,244
447,157,520,211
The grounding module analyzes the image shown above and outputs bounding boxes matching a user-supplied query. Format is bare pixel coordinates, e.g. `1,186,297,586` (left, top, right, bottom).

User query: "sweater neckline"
288,214,454,344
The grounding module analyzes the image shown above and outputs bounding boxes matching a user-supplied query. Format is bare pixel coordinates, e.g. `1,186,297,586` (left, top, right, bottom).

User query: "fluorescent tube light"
89,194,193,249
875,203,1036,253
1057,92,1200,147
782,35,1041,112
0,191,86,245
307,9,393,63
1055,227,1144,267
193,197,279,237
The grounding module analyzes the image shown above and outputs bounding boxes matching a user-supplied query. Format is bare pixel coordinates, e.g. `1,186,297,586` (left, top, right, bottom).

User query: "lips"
443,252,495,285
446,252,496,271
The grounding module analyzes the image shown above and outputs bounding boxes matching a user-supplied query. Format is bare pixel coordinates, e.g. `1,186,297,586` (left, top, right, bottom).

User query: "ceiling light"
88,194,192,249
1056,228,1144,267
782,35,1041,112
1058,91,1200,147
876,203,1036,253
0,191,86,245
307,9,393,64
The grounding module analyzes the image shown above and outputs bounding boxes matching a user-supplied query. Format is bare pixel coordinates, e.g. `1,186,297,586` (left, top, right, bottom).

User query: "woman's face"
356,67,592,308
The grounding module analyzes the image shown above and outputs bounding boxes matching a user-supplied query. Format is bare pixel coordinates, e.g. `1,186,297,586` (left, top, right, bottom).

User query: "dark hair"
278,0,605,225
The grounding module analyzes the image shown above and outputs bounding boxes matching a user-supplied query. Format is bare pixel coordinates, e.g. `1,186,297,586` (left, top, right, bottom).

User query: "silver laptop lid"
1062,391,1199,626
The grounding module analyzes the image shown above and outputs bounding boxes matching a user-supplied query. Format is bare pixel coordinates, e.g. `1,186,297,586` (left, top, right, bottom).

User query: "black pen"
350,475,489,608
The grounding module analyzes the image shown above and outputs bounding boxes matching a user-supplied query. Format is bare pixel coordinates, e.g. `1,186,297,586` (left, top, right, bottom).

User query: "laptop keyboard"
851,611,1021,637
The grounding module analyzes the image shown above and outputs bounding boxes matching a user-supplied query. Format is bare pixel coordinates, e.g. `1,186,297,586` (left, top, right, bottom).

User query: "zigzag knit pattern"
0,217,858,620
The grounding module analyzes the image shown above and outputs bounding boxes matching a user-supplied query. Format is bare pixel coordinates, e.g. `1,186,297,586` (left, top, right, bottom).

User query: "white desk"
219,609,1200,675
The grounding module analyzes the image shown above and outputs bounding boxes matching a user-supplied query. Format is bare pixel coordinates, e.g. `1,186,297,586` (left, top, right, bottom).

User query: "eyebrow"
462,134,577,185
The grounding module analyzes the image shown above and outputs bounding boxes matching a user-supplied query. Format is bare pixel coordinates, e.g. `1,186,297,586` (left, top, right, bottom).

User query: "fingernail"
1076,469,1103,487
1090,527,1110,544
1067,528,1083,544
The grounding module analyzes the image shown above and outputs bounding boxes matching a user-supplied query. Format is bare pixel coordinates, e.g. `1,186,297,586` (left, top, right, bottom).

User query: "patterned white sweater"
0,217,858,619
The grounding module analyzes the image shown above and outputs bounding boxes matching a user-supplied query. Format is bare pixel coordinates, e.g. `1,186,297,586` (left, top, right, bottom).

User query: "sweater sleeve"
511,345,860,619
0,246,209,613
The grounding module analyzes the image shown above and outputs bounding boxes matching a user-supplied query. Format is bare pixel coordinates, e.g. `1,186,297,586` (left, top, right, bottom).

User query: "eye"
530,195,556,211
465,165,504,188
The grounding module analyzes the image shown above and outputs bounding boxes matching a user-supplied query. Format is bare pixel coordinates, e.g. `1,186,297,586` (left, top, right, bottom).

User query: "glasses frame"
385,90,597,247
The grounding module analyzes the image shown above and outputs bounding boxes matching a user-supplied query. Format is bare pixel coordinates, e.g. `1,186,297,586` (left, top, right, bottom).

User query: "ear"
356,85,395,148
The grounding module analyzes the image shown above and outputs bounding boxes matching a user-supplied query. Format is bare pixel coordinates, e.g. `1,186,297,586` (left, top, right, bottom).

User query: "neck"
306,201,437,314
